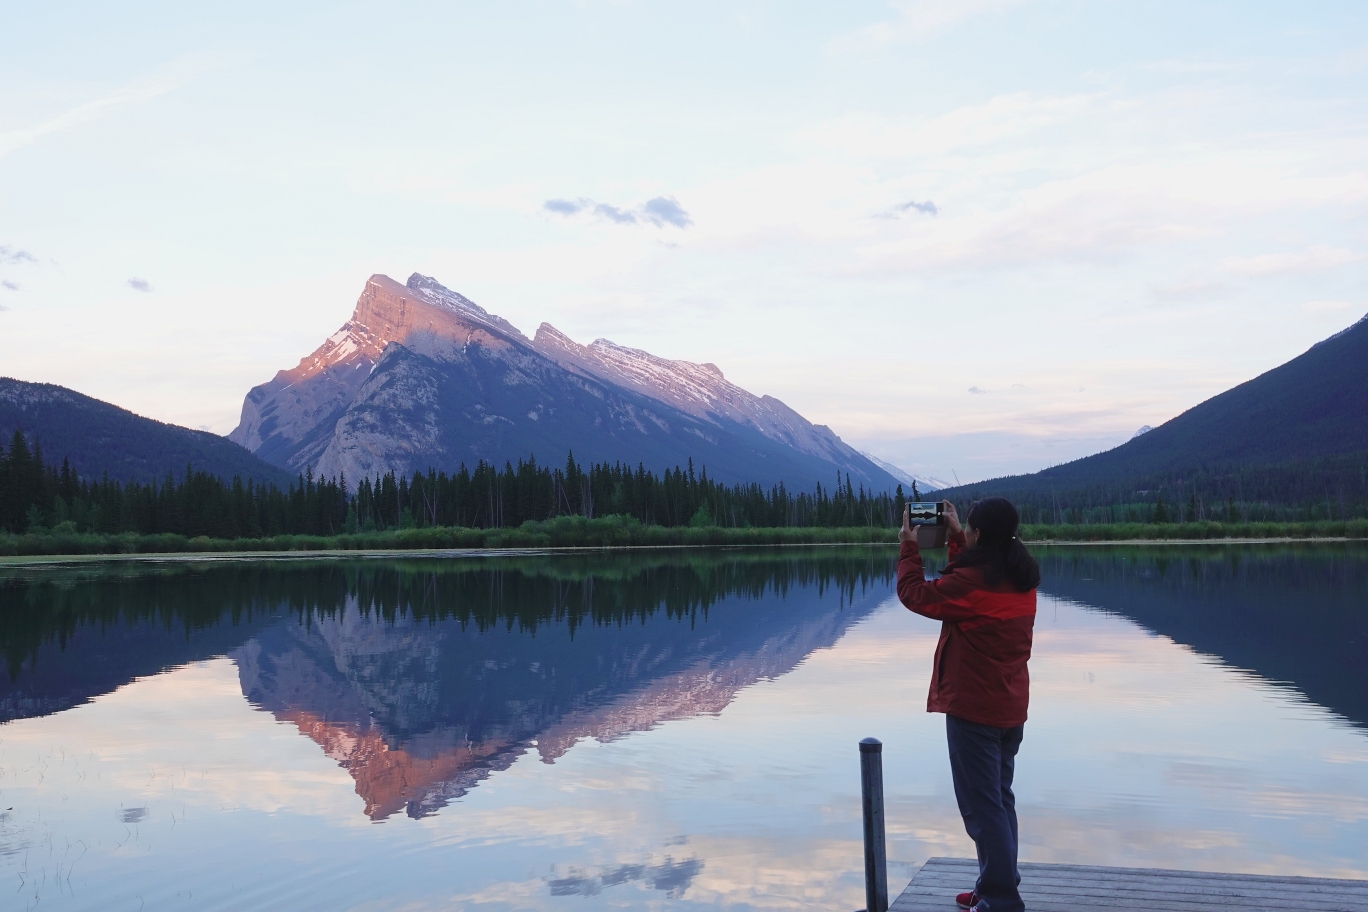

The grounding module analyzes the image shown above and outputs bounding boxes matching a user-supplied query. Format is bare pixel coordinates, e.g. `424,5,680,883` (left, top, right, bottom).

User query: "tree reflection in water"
1038,543,1368,729
0,549,897,820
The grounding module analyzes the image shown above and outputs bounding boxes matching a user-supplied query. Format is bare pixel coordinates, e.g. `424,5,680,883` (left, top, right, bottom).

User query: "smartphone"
904,502,944,526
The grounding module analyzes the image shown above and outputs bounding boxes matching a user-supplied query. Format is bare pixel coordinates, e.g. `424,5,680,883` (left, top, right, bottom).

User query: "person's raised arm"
942,500,967,561
897,503,977,621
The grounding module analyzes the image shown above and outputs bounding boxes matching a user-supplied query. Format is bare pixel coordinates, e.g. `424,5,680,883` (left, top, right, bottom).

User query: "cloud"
878,199,939,218
0,245,37,264
127,277,153,292
1148,280,1228,302
1217,246,1363,277
833,0,1028,50
1300,299,1353,314
546,857,703,899
0,247,35,296
641,196,692,228
544,195,692,229
543,198,587,215
968,386,988,394
0,54,216,163
594,202,638,224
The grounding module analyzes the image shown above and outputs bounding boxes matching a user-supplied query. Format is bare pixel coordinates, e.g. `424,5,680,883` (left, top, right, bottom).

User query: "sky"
2,1,1367,484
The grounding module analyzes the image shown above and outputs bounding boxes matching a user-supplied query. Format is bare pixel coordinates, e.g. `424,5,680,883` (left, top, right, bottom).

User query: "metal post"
860,737,888,912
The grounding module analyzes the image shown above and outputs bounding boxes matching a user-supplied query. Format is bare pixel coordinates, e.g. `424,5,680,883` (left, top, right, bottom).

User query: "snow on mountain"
531,323,871,469
231,272,903,490
856,451,948,493
405,273,526,341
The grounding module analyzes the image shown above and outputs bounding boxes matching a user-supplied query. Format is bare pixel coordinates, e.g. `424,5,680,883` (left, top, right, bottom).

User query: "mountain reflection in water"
2,545,1367,910
1038,543,1368,729
0,550,896,820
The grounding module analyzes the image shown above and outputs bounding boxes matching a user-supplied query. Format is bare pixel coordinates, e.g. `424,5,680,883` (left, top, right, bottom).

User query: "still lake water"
1,544,1366,911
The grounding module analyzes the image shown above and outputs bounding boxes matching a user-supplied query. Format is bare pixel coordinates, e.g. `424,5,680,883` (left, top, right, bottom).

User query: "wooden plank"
891,858,1368,912
895,886,1358,912
916,857,1368,892
902,858,1368,907
896,885,1355,910
909,868,1368,898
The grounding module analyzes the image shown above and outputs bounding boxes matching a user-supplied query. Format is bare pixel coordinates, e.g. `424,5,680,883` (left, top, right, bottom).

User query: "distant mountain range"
0,378,292,487
940,312,1368,513
23,271,1359,507
229,273,903,489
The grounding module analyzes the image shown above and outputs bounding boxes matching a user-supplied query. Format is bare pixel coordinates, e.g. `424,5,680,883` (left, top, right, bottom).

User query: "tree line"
0,430,923,538
945,452,1368,525
3,550,896,678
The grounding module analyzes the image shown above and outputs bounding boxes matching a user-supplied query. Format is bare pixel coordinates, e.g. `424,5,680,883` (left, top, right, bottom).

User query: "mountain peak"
403,273,524,339
532,322,575,348
232,273,902,489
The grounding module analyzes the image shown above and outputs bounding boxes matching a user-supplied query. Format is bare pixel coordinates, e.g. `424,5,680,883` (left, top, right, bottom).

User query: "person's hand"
899,504,916,543
941,500,962,534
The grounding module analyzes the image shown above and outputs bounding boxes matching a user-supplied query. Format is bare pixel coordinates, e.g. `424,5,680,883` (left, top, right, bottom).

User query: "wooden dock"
891,857,1368,911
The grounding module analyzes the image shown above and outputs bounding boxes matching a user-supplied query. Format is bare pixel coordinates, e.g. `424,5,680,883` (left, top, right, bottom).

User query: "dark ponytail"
946,497,1040,592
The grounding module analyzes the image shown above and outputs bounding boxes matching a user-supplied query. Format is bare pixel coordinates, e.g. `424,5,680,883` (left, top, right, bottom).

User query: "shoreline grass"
3,515,1367,560
1019,518,1368,542
0,515,895,559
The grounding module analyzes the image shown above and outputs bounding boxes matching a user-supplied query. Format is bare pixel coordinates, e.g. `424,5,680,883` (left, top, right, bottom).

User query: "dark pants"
946,714,1025,912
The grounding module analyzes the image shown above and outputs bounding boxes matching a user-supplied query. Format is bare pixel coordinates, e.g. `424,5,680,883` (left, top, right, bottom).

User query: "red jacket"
896,531,1036,728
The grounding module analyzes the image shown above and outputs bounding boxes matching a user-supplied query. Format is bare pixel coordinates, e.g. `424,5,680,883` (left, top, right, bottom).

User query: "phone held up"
905,501,948,549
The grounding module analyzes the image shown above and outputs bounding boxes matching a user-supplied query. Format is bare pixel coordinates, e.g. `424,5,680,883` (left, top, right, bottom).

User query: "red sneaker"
955,891,978,909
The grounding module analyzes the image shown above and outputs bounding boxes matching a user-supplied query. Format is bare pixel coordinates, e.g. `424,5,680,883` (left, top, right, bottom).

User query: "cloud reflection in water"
0,545,1365,910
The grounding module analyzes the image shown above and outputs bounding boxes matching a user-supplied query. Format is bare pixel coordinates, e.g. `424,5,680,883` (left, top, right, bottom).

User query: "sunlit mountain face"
0,551,897,819
227,272,903,489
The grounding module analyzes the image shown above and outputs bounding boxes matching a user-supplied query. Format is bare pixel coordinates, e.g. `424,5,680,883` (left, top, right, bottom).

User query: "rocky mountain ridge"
230,273,901,489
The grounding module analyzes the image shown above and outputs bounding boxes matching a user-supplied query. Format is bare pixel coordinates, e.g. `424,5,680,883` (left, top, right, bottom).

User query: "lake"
1,544,1366,911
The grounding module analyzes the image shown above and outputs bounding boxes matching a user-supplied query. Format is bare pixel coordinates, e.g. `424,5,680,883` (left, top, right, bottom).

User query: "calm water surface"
1,544,1365,910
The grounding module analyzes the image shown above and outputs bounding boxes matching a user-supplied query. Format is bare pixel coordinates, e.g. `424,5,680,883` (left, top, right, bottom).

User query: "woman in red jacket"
898,497,1039,912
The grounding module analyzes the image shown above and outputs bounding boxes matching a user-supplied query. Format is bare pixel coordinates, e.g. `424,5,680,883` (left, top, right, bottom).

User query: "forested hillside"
1,378,292,487
939,314,1368,523
0,434,913,538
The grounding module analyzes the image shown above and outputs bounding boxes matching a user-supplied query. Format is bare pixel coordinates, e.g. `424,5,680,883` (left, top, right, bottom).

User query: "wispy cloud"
878,199,939,219
641,196,692,228
1,246,37,295
968,386,988,394
0,55,214,163
1148,280,1228,302
543,198,585,215
0,246,38,264
1217,246,1363,277
127,277,153,292
595,202,638,224
544,195,692,228
832,0,1028,51
1300,299,1353,314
